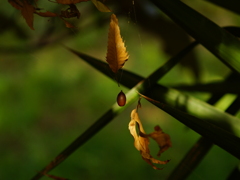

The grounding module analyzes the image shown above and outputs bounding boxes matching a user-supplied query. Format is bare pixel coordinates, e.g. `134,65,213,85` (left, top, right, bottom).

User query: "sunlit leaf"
129,109,170,170
150,0,240,74
172,81,240,94
206,0,240,15
106,14,129,73
91,0,111,12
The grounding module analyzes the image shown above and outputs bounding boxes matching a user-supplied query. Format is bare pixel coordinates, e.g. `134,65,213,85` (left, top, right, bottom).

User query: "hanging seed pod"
117,90,126,106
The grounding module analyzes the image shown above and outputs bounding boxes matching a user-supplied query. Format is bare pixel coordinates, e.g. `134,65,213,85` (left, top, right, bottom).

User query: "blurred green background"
1,0,239,179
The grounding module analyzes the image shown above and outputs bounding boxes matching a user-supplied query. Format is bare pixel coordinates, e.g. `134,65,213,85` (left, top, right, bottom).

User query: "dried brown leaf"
21,0,35,30
91,0,111,12
35,11,58,17
106,14,129,73
55,0,89,4
8,0,35,30
8,0,23,10
129,109,170,170
147,126,172,157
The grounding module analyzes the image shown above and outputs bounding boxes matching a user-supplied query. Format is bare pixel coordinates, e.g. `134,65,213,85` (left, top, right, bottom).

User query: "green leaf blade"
150,0,240,74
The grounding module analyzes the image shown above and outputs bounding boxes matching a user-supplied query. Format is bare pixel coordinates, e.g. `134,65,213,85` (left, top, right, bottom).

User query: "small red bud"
117,90,126,106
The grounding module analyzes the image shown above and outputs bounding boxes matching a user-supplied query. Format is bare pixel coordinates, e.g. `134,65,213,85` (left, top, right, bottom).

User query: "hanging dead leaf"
55,0,89,4
8,0,35,30
129,109,170,170
106,14,129,73
91,0,111,12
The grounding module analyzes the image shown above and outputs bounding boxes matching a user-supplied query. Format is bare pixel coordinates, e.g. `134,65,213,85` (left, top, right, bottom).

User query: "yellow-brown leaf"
129,109,170,170
148,126,172,157
106,14,129,73
129,109,149,152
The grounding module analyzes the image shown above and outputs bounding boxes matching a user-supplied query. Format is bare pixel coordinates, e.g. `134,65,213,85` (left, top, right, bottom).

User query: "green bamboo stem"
68,44,240,156
31,41,196,180
167,74,240,179
150,0,240,73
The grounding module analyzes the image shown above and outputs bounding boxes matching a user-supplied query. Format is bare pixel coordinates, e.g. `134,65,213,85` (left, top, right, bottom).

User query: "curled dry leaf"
106,14,129,73
129,109,171,170
60,4,81,19
55,0,89,4
146,125,172,157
